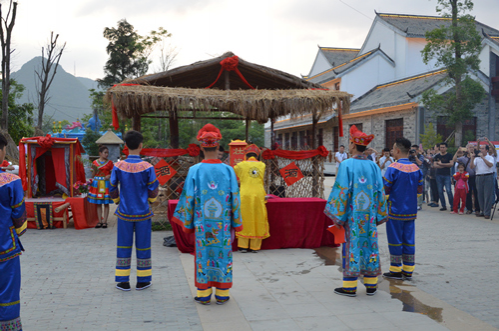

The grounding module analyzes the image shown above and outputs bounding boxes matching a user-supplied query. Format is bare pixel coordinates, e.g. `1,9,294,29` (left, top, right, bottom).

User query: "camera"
408,149,416,162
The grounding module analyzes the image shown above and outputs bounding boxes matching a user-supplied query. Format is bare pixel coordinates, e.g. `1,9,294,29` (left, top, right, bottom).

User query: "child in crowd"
109,131,159,291
452,163,469,215
88,145,114,228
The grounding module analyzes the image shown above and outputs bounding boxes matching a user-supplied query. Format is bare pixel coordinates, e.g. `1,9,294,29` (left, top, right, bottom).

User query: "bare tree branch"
35,31,66,129
0,1,17,130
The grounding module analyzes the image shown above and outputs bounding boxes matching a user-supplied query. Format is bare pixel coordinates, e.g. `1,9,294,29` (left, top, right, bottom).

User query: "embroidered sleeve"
109,167,120,204
11,179,27,236
324,162,351,226
383,167,395,195
229,167,243,231
172,168,196,233
147,167,159,203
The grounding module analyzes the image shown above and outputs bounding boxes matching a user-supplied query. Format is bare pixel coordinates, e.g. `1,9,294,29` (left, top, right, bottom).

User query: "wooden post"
311,112,318,149
169,110,179,148
245,118,250,142
132,114,141,131
311,112,319,197
270,117,276,149
224,71,230,90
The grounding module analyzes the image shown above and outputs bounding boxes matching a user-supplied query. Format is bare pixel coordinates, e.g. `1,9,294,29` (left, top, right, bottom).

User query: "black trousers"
430,177,439,203
466,176,480,213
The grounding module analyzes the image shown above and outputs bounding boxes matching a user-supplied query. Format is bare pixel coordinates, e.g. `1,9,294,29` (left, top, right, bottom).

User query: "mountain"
77,76,101,91
11,57,97,122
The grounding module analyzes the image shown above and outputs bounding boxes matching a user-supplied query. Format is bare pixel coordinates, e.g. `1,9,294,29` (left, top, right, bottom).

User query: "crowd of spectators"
333,138,499,218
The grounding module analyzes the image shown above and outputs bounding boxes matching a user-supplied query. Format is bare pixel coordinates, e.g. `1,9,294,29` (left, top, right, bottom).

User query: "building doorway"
386,119,403,149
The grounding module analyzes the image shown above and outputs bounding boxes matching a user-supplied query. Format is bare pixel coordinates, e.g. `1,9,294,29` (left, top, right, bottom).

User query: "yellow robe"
234,159,270,240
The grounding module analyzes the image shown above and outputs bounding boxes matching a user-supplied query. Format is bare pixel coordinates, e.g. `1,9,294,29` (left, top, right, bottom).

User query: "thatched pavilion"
106,52,351,148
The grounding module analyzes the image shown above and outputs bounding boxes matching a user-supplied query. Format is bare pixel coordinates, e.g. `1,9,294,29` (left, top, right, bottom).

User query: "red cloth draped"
123,144,200,157
206,55,255,89
168,198,339,253
262,146,329,160
110,83,142,130
19,137,86,193
52,147,68,192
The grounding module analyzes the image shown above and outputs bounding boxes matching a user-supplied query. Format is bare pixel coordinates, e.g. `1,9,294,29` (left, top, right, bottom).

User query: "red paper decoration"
154,159,177,186
279,162,304,186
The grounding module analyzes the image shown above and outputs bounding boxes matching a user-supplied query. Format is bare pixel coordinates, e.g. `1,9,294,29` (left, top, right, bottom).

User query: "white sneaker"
417,206,422,210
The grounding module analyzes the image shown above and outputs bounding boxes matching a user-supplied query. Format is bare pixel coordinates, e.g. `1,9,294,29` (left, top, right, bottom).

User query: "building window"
333,126,339,152
385,118,404,149
285,132,290,149
291,132,298,150
350,123,363,132
299,131,305,149
317,128,324,147
437,116,454,142
277,133,283,147
463,117,477,143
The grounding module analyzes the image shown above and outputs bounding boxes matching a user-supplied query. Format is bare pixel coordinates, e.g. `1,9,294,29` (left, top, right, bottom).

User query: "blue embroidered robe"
0,171,27,331
173,160,243,289
383,158,423,221
109,155,159,221
324,155,387,277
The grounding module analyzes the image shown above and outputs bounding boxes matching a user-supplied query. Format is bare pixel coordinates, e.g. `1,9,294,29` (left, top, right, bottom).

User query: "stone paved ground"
20,219,202,331
16,188,499,330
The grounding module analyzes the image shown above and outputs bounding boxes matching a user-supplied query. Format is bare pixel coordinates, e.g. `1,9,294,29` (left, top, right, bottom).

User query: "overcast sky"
10,0,499,80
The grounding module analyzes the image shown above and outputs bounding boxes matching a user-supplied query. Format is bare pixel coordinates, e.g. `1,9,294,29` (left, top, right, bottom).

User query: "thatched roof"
107,85,351,124
127,52,323,90
106,52,352,123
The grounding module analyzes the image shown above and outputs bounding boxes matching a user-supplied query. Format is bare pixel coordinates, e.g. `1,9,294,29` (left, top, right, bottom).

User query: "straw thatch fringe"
106,85,352,124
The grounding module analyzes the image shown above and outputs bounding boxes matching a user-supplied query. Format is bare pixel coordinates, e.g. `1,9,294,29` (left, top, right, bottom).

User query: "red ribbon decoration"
262,146,329,160
122,143,201,158
206,56,255,89
111,84,142,130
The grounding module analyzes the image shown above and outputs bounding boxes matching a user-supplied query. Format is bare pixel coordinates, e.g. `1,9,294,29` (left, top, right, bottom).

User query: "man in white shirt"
335,145,348,173
470,143,495,219
378,148,394,177
485,137,498,201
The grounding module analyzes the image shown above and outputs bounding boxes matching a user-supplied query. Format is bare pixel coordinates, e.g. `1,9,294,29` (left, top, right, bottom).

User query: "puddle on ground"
314,246,443,323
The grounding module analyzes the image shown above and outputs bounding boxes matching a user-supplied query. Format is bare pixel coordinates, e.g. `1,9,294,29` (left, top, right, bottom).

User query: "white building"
266,13,499,159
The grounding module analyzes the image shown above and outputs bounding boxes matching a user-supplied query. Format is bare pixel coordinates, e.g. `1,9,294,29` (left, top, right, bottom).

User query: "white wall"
340,54,395,100
479,45,490,77
361,19,396,59
309,51,332,77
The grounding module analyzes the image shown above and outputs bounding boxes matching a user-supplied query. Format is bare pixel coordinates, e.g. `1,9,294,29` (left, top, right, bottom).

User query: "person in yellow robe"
234,144,269,252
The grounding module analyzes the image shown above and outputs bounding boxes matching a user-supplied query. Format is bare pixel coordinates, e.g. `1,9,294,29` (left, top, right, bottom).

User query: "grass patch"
151,221,172,231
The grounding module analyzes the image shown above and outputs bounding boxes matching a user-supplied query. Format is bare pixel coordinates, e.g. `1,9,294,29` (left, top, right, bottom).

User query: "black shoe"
194,296,211,305
366,288,377,296
102,223,108,229
383,272,403,280
476,213,484,217
216,297,230,305
95,223,103,228
439,207,447,211
334,287,356,297
239,248,249,253
136,282,151,290
429,203,438,207
116,282,131,291
402,273,413,281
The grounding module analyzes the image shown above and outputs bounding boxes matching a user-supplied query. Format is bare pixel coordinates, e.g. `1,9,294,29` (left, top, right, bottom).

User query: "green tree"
81,128,102,156
421,0,486,147
420,123,444,150
98,20,170,89
0,80,35,144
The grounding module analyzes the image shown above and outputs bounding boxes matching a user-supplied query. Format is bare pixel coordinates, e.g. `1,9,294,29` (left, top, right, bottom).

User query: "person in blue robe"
324,125,387,297
0,133,27,331
383,137,423,281
109,130,159,291
173,124,243,305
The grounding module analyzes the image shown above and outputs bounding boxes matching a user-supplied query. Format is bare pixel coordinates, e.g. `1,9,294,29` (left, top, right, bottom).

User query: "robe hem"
171,216,195,233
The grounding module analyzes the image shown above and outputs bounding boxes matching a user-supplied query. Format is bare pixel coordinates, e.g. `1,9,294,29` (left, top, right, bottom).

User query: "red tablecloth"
168,197,339,253
26,197,99,230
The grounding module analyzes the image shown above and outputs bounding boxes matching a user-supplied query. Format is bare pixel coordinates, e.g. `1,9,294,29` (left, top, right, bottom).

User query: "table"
26,197,99,230
168,197,339,253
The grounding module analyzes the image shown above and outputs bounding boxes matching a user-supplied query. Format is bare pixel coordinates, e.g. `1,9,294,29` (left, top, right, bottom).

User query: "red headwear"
244,144,261,159
197,124,222,147
350,125,374,146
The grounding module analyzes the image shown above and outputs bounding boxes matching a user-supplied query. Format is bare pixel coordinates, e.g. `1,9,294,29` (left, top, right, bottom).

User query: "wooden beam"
132,114,141,131
169,110,179,148
142,115,245,120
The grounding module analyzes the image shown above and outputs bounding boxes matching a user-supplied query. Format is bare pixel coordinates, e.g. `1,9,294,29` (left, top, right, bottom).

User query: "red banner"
262,145,329,160
280,162,304,186
154,159,177,185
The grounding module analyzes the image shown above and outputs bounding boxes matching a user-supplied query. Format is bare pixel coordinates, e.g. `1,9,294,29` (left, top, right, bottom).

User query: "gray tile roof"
350,70,447,112
309,48,394,85
274,111,336,130
378,13,499,38
483,31,499,47
320,47,359,67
